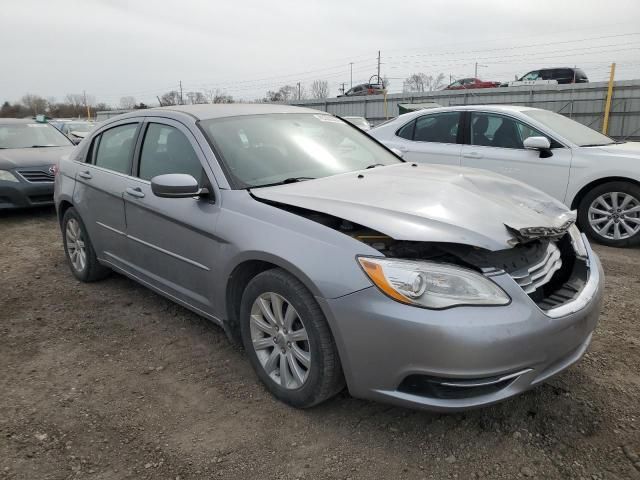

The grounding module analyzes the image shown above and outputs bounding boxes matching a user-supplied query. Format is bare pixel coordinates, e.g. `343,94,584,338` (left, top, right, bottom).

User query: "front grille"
509,242,562,294
17,168,55,183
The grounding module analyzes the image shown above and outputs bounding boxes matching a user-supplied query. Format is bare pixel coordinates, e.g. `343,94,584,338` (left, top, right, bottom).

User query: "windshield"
0,123,72,148
522,109,615,147
200,113,402,188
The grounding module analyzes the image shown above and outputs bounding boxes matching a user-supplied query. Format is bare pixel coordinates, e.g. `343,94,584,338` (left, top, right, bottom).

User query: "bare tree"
120,96,137,109
310,80,329,99
159,91,180,106
185,91,207,104
264,85,298,103
403,73,445,93
207,89,234,103
21,94,48,115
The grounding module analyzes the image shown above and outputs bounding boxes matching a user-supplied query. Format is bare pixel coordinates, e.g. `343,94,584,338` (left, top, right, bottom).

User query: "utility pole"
83,90,90,120
340,83,346,95
297,82,301,100
474,62,487,78
179,80,183,105
349,62,354,88
602,62,616,135
377,50,381,83
157,96,163,107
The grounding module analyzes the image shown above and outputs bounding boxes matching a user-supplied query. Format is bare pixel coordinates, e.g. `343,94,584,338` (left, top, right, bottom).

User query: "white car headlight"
0,170,18,183
358,257,510,309
568,224,588,258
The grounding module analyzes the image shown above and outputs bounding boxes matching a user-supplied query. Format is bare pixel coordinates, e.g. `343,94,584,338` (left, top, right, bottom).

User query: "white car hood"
251,163,574,251
594,141,640,156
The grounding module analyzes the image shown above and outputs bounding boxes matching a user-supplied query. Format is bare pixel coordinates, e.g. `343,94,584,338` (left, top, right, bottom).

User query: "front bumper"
318,242,604,411
0,175,54,210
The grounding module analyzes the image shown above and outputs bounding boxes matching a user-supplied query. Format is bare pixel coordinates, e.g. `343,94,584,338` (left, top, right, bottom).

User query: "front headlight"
0,170,19,183
568,224,588,258
358,257,510,309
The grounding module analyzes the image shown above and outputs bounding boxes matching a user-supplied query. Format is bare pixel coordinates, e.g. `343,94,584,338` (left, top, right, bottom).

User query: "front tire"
62,207,110,282
239,269,344,408
578,181,640,247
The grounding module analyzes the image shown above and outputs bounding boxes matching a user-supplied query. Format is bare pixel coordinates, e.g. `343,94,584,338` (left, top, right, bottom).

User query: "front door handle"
78,170,92,180
125,187,145,198
462,152,483,159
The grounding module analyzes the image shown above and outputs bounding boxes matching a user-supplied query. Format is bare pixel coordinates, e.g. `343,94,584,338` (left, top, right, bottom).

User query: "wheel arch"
57,199,74,227
223,255,325,345
570,176,640,210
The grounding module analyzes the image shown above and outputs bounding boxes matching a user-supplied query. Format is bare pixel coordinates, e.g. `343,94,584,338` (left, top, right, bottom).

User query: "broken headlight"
358,257,510,309
568,224,588,259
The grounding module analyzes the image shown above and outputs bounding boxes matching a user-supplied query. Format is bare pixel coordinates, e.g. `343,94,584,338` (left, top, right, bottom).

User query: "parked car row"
47,103,605,413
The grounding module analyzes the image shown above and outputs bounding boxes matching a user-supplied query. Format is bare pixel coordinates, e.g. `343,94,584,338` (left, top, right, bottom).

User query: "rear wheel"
578,181,640,247
62,207,110,282
239,269,344,408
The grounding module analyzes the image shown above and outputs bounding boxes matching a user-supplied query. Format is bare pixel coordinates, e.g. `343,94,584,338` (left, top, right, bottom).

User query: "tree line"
1,73,446,118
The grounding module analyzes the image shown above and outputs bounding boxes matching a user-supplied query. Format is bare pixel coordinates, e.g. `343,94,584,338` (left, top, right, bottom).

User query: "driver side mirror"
523,136,552,158
151,174,205,198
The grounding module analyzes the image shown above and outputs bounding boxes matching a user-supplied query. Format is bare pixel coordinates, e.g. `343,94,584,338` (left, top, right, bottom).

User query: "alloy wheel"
249,292,311,389
588,191,640,240
65,218,87,272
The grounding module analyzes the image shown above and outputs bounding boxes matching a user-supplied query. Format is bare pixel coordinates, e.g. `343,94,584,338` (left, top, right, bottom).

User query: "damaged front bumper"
317,238,604,411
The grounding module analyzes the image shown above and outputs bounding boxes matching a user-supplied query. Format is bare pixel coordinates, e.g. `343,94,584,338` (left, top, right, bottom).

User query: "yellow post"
602,62,616,134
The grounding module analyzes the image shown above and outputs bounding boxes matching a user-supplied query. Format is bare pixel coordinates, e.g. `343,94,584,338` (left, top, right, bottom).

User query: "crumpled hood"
251,163,574,251
0,146,74,169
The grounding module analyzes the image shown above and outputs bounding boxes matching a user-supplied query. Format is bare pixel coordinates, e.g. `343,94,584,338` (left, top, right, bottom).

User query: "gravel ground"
1,207,639,480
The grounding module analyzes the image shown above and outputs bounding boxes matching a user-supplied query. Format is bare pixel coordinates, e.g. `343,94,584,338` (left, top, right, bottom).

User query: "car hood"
0,146,74,169
251,163,574,251
593,141,640,156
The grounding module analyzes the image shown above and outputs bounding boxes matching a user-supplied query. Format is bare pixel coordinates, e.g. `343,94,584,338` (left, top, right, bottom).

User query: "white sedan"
370,105,640,247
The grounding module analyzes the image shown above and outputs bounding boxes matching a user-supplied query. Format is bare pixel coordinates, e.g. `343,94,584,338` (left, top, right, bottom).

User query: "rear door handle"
125,187,145,198
78,170,92,180
462,152,483,159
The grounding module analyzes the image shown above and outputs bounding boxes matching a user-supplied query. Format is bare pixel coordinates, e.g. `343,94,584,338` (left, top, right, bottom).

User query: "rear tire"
62,207,110,282
239,268,344,408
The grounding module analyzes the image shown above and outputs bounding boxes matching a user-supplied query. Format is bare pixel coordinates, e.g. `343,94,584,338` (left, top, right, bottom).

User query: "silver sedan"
54,104,603,411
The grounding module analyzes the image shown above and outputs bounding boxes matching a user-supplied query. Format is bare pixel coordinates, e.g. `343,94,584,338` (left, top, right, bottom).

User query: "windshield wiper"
30,145,55,148
365,163,385,169
580,143,615,147
249,177,316,189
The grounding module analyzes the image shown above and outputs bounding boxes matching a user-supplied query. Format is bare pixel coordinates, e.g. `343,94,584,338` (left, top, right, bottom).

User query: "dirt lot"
1,207,639,480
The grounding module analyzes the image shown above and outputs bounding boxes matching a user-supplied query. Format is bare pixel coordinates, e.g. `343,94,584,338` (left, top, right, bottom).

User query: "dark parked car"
0,119,74,209
444,78,501,90
338,83,385,97
503,68,588,86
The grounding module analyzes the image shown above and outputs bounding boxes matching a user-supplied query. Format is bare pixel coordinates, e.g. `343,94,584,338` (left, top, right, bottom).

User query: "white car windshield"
200,113,402,188
523,109,616,147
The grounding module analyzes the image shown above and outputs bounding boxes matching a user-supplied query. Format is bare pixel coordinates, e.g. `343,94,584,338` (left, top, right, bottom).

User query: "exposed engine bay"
269,201,589,310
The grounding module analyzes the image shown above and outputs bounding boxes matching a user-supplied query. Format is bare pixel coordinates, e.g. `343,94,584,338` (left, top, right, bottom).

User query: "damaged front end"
262,200,590,313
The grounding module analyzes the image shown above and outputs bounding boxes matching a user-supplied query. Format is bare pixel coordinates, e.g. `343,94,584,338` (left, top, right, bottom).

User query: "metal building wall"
290,80,640,140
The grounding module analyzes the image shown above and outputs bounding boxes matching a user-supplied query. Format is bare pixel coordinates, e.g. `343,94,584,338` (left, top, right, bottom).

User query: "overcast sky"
2,0,640,106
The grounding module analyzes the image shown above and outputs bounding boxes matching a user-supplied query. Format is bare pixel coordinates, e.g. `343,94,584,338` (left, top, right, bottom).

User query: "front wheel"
578,181,640,247
239,269,344,408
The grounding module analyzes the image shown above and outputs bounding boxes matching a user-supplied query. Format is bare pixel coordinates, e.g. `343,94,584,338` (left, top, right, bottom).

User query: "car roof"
404,105,537,115
150,103,322,121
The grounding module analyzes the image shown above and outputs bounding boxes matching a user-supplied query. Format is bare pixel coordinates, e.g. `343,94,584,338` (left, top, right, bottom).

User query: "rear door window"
93,123,139,174
413,112,460,143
